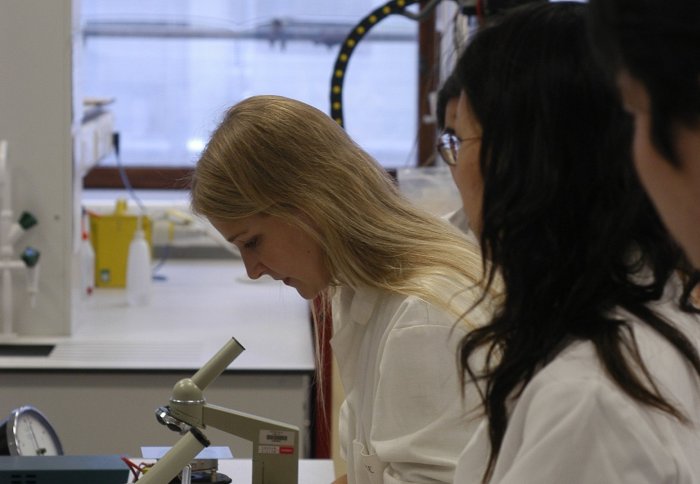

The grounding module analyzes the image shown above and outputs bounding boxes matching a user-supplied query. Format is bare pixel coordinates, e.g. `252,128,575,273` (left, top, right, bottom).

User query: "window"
81,0,419,188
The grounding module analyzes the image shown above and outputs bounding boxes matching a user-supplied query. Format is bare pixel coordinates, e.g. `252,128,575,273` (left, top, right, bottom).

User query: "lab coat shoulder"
374,291,472,410
372,294,481,483
388,289,470,332
491,344,675,484
476,320,700,484
333,285,485,484
455,281,700,484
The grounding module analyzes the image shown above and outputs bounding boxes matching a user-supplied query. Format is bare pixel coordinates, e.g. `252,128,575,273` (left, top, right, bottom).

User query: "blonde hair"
191,95,490,325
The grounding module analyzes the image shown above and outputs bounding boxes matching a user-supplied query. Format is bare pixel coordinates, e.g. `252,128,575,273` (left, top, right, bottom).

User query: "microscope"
138,338,299,484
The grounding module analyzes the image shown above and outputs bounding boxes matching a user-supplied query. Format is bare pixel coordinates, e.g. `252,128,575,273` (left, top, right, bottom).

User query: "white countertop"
129,459,335,484
0,259,315,372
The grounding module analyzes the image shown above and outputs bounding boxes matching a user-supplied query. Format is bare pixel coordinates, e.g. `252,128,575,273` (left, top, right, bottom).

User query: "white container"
79,232,95,299
126,227,151,306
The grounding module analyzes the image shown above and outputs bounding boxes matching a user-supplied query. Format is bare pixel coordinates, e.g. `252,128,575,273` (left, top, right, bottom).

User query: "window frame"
82,5,439,190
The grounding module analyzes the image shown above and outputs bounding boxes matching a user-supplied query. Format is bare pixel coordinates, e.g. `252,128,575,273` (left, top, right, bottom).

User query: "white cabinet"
0,0,80,336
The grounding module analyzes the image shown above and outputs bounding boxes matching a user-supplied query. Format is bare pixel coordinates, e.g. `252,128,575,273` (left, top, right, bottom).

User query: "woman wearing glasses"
190,95,495,484
436,73,474,237
447,3,700,482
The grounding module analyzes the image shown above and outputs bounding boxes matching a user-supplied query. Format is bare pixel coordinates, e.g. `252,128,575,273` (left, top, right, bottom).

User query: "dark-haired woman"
448,3,700,482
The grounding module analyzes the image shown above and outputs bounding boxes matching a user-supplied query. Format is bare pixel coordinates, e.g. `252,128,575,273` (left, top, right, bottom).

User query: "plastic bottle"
79,230,95,299
126,222,151,306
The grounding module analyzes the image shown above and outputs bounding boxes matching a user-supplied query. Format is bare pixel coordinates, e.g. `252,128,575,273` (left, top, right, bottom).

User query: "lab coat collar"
331,285,383,395
336,285,382,327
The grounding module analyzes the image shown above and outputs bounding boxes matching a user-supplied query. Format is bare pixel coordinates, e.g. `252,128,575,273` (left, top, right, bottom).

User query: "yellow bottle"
89,199,151,288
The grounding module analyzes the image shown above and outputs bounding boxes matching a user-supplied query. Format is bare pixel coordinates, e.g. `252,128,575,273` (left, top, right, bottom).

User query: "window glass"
81,0,418,169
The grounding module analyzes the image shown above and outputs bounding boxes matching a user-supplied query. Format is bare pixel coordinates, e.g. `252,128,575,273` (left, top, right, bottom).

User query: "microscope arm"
201,403,299,484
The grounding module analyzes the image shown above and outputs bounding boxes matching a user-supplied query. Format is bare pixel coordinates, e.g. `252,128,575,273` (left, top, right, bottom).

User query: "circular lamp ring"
329,0,420,128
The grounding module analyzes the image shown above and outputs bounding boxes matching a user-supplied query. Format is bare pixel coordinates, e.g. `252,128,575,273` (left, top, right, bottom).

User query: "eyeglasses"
436,129,481,166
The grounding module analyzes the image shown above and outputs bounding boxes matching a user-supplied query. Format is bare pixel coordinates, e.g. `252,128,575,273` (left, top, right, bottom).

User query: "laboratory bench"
129,459,335,483
0,259,317,460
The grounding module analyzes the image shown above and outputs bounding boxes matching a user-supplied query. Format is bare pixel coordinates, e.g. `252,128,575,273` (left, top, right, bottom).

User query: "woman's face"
453,92,484,235
209,213,331,299
618,70,700,268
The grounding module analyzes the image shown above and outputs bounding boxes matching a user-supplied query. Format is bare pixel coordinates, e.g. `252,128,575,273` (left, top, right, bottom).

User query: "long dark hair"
436,73,461,131
455,3,700,481
587,0,700,167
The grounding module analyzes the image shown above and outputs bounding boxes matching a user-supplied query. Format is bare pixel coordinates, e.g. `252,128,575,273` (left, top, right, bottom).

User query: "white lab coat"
454,288,700,483
332,281,489,484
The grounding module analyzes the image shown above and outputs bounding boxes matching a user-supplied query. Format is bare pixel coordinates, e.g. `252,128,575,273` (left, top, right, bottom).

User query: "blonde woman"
190,95,494,484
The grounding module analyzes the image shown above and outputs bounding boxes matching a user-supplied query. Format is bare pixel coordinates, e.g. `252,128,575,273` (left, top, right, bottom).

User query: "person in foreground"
190,95,495,484
447,3,700,482
588,0,700,270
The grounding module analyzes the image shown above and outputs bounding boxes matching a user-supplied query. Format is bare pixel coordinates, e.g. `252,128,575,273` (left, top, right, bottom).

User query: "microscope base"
170,471,232,483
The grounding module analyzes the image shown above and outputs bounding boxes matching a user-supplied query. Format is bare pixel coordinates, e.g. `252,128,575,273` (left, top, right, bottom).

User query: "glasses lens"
437,131,458,166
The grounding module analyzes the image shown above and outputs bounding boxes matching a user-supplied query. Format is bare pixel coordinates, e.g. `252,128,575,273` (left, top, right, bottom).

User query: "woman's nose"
241,252,265,279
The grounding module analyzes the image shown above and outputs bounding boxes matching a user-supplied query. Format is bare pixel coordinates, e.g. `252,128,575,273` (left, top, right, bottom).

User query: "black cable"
112,132,145,214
